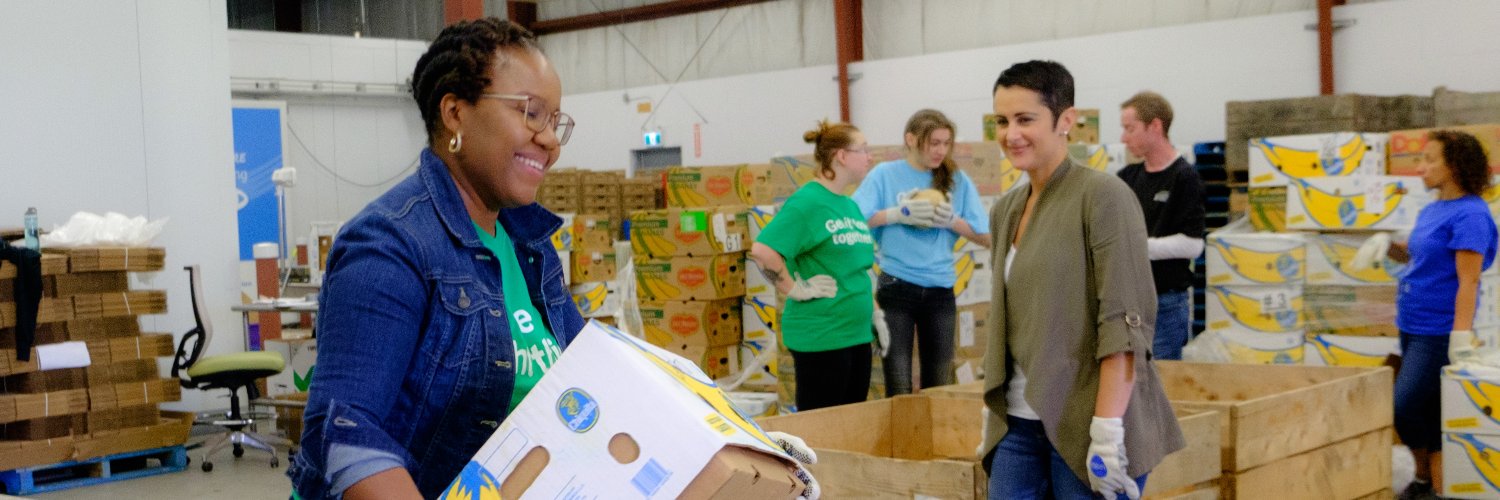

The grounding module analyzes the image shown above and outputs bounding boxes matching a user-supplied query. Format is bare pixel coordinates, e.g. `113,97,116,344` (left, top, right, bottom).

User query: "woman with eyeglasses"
749,120,877,412
289,18,584,499
852,109,991,397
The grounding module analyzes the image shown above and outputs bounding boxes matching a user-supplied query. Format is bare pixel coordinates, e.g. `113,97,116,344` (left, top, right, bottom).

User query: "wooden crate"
1435,87,1500,126
1225,94,1433,173
1156,361,1393,472
1224,428,1392,500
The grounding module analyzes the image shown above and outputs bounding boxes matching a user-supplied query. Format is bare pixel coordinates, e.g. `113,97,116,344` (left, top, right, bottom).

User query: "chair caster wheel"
202,461,214,472
233,444,245,458
270,458,280,468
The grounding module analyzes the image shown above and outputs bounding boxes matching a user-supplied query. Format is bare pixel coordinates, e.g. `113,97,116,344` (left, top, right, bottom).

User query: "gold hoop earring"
448,132,463,153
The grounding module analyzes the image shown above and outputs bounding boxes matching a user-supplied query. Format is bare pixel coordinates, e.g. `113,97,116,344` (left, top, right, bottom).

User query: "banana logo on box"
636,265,683,301
1312,237,1403,283
571,282,609,316
1253,133,1371,180
1209,238,1303,284
1305,336,1388,367
1289,178,1407,229
953,251,976,297
1210,287,1301,332
1446,433,1500,494
439,461,503,500
550,228,572,252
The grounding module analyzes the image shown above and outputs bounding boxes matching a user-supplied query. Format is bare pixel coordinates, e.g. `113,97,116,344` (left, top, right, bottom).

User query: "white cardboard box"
1248,132,1387,188
439,321,804,500
265,338,316,397
1442,364,1500,436
1286,175,1431,231
739,295,781,388
1443,432,1500,499
1217,330,1306,365
1206,285,1304,334
953,250,992,307
1205,228,1306,286
1304,233,1405,286
570,280,621,319
1302,334,1399,367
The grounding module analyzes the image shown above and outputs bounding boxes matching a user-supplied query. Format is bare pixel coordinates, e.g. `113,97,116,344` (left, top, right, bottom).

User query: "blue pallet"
0,445,187,495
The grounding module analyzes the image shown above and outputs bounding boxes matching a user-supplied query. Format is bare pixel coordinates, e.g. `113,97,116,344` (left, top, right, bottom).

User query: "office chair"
172,265,292,471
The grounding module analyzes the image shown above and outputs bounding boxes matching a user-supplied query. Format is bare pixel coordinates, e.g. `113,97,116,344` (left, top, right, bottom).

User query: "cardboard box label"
1206,285,1304,334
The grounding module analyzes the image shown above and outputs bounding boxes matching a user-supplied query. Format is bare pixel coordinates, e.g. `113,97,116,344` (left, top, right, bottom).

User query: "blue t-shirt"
852,159,990,288
1397,194,1498,335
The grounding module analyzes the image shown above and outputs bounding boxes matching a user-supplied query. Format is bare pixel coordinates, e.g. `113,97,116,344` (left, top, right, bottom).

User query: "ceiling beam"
1316,0,1347,95
834,0,862,123
528,0,776,36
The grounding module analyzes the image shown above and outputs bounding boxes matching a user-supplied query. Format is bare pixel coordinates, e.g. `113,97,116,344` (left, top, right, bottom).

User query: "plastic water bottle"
23,207,39,250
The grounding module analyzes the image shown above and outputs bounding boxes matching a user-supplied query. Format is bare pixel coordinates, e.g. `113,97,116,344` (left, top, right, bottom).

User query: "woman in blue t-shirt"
1387,130,1497,499
852,109,991,396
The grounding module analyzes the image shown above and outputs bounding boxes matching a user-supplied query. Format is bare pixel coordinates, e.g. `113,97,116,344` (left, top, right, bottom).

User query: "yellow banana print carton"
1443,361,1500,436
569,250,617,285
1305,233,1405,285
640,299,745,375
1303,285,1399,337
1444,432,1500,499
1286,175,1432,231
571,214,614,253
953,250,993,307
1302,334,1398,367
739,295,782,389
629,207,748,258
550,213,574,252
634,253,747,301
569,281,620,319
438,321,804,500
1219,330,1306,365
747,205,777,242
1206,285,1304,334
1389,125,1500,176
665,164,796,207
1205,222,1306,286
1248,132,1388,188
1248,187,1288,232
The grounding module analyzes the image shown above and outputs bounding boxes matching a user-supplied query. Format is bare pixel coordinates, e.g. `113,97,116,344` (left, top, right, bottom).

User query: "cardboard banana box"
1248,132,1387,188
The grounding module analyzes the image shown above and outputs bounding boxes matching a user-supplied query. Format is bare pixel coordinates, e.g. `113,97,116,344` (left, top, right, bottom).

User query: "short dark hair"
1431,129,1493,196
993,60,1074,121
411,17,540,141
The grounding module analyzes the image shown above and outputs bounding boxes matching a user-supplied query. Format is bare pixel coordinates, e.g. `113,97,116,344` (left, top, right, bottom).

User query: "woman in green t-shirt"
749,120,876,411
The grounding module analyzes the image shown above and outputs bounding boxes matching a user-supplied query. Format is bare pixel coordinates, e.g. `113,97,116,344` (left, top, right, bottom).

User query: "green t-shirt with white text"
754,182,875,352
473,222,559,411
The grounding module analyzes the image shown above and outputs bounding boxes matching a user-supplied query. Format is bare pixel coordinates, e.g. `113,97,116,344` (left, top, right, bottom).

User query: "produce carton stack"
537,168,581,214
0,247,190,472
1441,364,1500,498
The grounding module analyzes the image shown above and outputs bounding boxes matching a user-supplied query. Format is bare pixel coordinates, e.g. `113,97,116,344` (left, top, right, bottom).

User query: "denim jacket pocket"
423,278,497,368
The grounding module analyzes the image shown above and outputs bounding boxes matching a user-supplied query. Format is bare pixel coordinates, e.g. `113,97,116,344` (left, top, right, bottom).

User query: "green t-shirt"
755,182,876,352
473,221,560,411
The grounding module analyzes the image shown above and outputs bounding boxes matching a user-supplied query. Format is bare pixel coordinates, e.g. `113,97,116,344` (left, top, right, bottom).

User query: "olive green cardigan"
979,158,1185,481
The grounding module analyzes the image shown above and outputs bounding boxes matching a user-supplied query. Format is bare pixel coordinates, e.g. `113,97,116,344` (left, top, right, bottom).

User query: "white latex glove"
787,274,837,301
767,431,821,500
1350,232,1392,271
975,406,995,457
882,199,937,227
1452,329,1481,363
1086,416,1139,500
931,201,956,229
873,309,891,357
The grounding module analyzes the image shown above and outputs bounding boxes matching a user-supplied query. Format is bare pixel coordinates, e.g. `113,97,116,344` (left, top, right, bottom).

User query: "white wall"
0,1,236,412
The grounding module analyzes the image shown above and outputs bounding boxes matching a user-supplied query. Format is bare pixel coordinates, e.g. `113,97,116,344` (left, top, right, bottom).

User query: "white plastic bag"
38,211,166,247
1181,330,1232,364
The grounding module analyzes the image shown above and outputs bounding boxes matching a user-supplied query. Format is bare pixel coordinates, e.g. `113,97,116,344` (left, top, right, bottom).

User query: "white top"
1004,245,1040,419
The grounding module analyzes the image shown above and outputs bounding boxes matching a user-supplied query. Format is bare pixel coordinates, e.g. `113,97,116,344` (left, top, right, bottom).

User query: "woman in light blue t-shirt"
1384,130,1497,499
852,109,991,396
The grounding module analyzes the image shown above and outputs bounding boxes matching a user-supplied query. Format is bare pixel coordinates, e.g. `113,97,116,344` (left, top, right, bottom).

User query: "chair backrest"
171,265,212,387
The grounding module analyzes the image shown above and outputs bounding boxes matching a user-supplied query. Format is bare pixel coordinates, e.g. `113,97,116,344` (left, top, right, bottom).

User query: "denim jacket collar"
418,148,563,250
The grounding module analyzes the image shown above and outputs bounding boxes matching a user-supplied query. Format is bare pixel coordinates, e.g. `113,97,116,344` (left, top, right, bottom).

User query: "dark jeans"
876,273,956,396
789,342,872,412
989,416,1148,500
1395,332,1449,451
1153,289,1191,361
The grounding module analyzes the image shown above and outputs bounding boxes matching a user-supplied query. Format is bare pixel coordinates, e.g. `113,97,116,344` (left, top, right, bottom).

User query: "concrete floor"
22,436,292,500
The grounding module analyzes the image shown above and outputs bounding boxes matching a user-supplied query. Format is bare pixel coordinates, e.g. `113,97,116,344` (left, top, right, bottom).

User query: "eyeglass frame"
478,93,575,146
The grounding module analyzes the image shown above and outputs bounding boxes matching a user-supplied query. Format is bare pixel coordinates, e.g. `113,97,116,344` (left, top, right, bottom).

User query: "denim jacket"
288,148,584,499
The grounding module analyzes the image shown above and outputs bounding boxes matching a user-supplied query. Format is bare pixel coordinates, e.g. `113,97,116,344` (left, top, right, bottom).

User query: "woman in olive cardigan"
979,60,1183,500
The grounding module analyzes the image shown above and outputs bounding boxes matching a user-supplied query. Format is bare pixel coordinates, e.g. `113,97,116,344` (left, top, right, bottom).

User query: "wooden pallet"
0,444,186,495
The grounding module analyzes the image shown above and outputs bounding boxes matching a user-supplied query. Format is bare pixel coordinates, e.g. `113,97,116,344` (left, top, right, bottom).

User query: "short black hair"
993,60,1074,121
1431,129,1494,196
411,17,540,141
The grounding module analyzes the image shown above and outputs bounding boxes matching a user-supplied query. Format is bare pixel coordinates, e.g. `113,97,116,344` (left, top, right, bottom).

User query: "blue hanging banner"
232,107,283,261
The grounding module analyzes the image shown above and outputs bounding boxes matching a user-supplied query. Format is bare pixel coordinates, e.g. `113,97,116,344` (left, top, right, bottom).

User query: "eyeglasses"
479,93,575,146
843,146,870,155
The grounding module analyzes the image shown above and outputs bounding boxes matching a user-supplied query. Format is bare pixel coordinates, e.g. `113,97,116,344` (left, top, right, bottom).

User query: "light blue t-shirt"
1397,195,1498,335
852,159,990,288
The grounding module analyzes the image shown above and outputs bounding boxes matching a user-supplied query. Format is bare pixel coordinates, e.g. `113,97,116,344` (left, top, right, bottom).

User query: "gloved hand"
1086,416,1139,500
873,309,891,357
931,201,956,229
883,199,937,227
1349,232,1392,271
975,406,995,457
766,431,821,500
787,274,837,301
1452,329,1481,363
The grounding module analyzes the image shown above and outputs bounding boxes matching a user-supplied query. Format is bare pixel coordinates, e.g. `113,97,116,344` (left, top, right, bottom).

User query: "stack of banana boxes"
1208,129,1500,367
553,211,621,325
